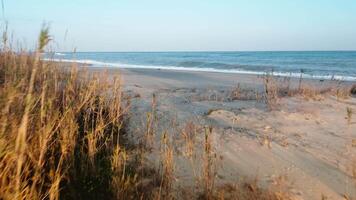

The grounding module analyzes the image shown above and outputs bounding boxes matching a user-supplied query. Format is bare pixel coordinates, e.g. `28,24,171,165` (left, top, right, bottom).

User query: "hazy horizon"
57,50,356,53
3,0,356,52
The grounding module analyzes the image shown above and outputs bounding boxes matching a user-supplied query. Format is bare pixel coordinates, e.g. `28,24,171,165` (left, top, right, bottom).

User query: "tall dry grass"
262,72,355,110
263,72,279,110
0,27,129,199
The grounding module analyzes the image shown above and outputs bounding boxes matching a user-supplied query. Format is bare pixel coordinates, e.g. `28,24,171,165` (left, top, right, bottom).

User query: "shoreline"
45,58,356,82
87,67,356,92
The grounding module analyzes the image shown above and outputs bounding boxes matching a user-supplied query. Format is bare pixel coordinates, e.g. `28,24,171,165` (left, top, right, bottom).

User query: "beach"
2,53,356,199
3,1,356,199
107,67,356,199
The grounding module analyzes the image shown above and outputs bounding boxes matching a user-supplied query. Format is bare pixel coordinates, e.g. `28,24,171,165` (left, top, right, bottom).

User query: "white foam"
43,58,356,82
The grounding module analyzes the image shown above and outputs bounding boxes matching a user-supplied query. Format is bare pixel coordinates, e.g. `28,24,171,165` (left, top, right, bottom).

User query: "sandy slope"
107,67,356,199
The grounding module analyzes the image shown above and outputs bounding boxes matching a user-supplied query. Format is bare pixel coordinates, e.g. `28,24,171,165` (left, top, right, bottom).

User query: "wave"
54,53,66,56
43,58,356,82
176,61,272,71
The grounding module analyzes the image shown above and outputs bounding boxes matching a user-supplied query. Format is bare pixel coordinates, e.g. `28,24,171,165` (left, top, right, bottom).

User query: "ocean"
48,51,356,81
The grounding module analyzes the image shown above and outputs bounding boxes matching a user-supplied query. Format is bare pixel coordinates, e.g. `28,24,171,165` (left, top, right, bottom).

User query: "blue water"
49,51,356,81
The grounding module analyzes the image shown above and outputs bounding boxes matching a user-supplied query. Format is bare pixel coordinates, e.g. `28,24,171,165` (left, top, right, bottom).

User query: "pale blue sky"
2,0,356,51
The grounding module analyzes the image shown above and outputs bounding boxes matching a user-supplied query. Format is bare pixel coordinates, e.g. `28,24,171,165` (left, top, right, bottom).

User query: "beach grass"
0,26,130,199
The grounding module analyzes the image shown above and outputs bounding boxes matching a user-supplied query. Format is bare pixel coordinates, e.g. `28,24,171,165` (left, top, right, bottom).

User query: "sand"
93,67,356,199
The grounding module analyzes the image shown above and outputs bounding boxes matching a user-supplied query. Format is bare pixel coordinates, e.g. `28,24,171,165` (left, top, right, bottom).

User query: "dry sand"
94,67,356,199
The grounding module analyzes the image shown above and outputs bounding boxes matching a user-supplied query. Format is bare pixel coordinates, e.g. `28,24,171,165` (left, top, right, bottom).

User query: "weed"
351,85,356,96
263,73,279,110
347,107,353,125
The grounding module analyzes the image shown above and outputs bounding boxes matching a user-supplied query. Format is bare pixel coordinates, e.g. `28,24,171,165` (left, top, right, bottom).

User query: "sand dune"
115,68,356,199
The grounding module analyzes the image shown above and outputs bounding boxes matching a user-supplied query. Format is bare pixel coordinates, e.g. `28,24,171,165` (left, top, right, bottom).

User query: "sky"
2,0,356,51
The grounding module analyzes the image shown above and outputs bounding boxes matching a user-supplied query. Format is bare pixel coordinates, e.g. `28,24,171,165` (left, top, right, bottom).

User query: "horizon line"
54,50,356,53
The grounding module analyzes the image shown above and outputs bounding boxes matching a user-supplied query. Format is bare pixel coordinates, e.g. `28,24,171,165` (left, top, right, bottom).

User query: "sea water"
48,51,356,81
